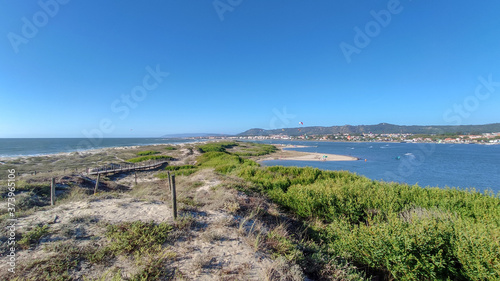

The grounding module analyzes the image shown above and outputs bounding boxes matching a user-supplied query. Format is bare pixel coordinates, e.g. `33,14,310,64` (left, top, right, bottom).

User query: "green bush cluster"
104,221,173,255
127,155,174,163
158,165,199,177
197,151,257,174
19,225,49,249
237,165,500,280
193,145,500,280
136,150,160,156
196,141,238,153
164,146,177,150
232,143,278,156
164,165,196,171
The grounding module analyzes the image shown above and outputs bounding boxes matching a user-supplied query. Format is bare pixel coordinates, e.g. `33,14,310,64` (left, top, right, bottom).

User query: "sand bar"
259,146,359,162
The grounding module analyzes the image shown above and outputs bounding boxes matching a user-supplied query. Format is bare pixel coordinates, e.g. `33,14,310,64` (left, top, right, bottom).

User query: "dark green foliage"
104,221,173,255
164,165,196,171
19,224,49,249
127,155,174,163
197,141,238,153
157,165,199,177
240,166,500,280
194,148,500,280
196,151,257,174
164,145,177,150
136,150,160,156
231,143,278,156
130,256,173,280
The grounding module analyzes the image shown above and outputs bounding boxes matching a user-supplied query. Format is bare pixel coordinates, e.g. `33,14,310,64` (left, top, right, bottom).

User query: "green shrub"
19,225,49,249
191,144,500,280
197,141,238,153
232,143,277,156
136,150,160,156
164,165,196,171
157,165,199,177
127,155,174,163
105,221,173,255
164,146,177,150
197,151,257,174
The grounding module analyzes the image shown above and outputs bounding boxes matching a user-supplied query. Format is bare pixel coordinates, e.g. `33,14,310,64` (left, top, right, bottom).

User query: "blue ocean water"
0,138,197,158
258,141,500,194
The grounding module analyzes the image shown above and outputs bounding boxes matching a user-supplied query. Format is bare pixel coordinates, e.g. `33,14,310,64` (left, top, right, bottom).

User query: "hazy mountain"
160,133,230,138
238,123,500,136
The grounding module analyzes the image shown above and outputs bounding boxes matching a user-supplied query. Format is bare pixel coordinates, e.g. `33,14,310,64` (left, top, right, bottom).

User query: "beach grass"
126,155,174,163
135,150,160,156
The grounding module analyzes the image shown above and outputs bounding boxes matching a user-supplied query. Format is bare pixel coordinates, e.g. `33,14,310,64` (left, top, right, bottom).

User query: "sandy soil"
259,146,359,162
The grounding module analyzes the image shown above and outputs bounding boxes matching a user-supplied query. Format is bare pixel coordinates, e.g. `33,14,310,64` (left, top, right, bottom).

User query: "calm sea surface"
257,141,500,194
0,138,198,158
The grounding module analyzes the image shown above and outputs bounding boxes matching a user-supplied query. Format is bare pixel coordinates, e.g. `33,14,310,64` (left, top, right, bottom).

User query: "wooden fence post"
171,174,177,220
168,171,171,191
50,178,56,206
135,171,137,185
94,174,100,195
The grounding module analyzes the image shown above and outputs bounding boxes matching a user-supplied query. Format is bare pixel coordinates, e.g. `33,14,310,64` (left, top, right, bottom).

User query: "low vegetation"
126,155,174,163
135,150,160,156
193,141,500,280
18,224,49,249
197,141,238,153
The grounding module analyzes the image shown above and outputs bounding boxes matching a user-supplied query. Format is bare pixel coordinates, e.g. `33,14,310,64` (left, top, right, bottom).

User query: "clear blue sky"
1,0,500,137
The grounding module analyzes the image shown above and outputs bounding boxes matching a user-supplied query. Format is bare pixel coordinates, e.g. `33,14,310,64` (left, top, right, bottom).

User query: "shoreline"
259,145,359,162
0,140,203,161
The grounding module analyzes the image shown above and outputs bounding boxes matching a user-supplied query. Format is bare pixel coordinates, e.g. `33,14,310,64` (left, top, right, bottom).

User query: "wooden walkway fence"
87,160,168,175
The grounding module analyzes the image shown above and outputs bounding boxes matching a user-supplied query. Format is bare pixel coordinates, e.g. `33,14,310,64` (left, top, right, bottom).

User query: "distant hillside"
160,133,229,138
238,123,500,136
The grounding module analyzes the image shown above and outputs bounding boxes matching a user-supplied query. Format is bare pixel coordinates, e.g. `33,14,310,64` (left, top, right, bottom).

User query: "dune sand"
259,145,359,162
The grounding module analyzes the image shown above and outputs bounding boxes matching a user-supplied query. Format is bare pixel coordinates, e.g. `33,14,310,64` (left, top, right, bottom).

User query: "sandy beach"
259,145,359,162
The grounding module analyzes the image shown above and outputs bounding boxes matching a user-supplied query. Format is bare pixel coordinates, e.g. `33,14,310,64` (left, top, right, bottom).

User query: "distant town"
188,132,500,144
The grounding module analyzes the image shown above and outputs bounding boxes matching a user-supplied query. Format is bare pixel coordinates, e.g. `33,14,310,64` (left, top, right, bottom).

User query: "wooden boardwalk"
87,160,168,175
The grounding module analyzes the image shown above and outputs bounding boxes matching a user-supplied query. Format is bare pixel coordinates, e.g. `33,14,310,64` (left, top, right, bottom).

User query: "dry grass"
262,257,304,281
0,144,314,281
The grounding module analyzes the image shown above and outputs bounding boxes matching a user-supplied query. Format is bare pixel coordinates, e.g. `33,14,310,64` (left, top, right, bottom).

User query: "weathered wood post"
34,170,36,175
94,174,100,195
134,171,137,185
168,171,172,191
171,174,177,220
50,178,56,206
